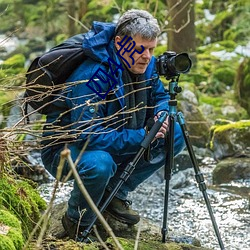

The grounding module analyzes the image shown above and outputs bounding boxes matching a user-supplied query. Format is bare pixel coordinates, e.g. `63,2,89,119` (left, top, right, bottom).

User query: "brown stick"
61,148,124,250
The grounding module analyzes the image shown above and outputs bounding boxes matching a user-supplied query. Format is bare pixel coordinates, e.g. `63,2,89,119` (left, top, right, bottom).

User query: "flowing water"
38,156,250,250
128,157,250,250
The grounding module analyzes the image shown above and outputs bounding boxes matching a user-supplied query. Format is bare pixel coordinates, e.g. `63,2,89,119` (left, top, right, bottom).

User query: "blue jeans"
41,122,185,226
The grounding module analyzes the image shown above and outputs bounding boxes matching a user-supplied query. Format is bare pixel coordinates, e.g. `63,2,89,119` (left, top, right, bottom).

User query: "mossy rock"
213,157,250,184
213,67,235,86
0,174,47,239
43,202,211,250
28,237,211,250
194,43,240,95
209,120,250,160
106,237,210,250
199,92,249,122
0,209,24,250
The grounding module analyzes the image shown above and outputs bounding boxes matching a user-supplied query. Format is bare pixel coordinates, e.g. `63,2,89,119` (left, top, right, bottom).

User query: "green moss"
214,119,232,126
1,54,25,69
199,95,224,107
213,120,250,133
7,228,24,249
55,34,69,45
0,209,24,249
84,243,100,250
0,209,21,229
106,237,207,250
0,54,26,86
0,235,16,250
199,90,249,122
217,40,237,51
209,120,250,150
0,91,17,108
0,175,47,239
213,67,235,86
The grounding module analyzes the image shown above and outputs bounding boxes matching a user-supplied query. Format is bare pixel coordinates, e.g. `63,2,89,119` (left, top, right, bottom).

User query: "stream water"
38,156,250,250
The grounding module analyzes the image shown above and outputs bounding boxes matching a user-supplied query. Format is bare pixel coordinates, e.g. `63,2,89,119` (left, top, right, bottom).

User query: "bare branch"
68,14,90,32
63,148,124,250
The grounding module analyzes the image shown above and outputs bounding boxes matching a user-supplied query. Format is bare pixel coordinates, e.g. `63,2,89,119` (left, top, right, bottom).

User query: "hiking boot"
61,213,97,243
105,196,140,225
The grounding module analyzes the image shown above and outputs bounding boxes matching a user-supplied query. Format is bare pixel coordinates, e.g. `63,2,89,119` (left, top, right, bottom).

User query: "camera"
156,51,192,79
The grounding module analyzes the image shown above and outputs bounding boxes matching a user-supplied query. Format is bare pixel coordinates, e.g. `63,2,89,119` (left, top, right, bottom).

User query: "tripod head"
168,76,182,100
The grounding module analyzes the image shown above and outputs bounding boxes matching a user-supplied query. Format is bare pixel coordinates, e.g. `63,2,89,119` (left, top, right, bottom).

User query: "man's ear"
114,36,121,50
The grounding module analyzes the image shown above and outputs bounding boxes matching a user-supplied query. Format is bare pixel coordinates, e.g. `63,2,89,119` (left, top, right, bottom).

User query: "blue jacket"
44,21,170,156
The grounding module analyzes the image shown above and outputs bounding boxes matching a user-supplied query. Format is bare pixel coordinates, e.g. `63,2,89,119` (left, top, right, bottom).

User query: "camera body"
156,51,192,79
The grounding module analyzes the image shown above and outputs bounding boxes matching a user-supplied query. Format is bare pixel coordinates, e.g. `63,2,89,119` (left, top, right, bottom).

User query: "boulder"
179,100,211,148
174,82,211,148
209,120,250,160
213,157,250,184
42,201,211,250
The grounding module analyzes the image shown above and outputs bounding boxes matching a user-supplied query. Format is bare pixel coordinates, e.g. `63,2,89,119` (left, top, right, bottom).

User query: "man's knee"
77,150,117,181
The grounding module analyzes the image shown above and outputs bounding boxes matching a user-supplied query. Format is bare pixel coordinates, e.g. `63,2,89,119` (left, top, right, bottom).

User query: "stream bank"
38,153,250,250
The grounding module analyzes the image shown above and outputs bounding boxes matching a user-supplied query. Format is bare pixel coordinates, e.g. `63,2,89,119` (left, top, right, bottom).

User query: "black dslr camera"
156,51,192,79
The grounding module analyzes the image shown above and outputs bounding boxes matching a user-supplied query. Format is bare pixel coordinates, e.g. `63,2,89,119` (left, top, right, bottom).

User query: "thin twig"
134,220,142,250
61,148,124,250
68,14,90,31
93,225,110,250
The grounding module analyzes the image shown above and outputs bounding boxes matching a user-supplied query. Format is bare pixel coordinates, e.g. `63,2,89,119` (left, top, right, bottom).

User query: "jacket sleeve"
65,61,146,156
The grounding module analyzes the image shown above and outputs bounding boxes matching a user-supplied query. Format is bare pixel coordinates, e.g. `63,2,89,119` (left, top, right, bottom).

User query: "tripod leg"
177,112,225,250
81,112,168,240
162,114,175,243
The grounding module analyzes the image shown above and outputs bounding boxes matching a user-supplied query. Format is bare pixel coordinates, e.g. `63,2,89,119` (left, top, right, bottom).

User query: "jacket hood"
82,21,116,63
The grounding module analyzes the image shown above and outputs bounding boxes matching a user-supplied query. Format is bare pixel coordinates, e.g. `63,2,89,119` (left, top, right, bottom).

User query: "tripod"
81,110,168,241
82,77,225,250
161,77,225,249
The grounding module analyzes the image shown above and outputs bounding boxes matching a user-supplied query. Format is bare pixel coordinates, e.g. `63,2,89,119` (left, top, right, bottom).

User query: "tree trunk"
167,0,196,62
78,0,88,20
67,0,77,36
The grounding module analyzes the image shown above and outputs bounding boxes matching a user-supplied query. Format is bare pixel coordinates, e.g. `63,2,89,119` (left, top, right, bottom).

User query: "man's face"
115,35,157,74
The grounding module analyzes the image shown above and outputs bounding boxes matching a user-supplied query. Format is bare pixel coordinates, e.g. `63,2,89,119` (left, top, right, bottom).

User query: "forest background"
0,0,250,126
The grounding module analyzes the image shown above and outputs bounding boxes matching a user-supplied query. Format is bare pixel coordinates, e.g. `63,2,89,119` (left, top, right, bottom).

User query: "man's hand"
154,111,169,139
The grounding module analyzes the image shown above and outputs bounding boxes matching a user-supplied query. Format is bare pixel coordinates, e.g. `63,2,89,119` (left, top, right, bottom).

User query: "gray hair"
115,9,160,40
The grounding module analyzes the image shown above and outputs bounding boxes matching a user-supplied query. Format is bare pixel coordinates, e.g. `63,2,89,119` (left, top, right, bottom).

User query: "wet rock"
213,157,250,184
170,168,193,189
45,202,210,250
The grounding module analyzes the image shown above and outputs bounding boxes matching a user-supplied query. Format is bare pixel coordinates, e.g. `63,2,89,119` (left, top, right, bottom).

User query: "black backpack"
24,34,87,115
